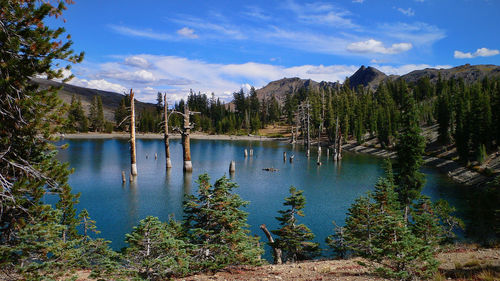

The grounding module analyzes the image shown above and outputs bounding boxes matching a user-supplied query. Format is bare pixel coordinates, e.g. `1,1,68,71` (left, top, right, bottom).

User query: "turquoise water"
54,138,496,258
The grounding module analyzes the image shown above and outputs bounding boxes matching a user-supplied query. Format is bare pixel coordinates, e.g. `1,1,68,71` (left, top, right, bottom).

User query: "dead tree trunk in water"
260,224,282,264
334,116,339,161
164,94,172,169
337,129,343,160
182,104,192,172
306,101,310,155
130,89,138,177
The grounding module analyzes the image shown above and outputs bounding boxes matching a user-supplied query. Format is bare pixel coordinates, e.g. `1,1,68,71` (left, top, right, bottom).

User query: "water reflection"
183,172,192,196
55,138,496,255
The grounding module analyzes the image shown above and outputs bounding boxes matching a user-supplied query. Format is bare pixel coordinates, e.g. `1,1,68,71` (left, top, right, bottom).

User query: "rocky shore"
342,142,490,186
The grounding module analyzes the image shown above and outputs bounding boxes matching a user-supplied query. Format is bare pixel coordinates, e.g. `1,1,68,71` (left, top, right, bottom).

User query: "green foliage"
114,94,130,131
124,216,191,280
395,91,426,220
340,178,442,280
437,89,452,144
89,95,105,132
325,221,347,259
66,95,88,132
272,186,319,262
476,143,487,164
0,1,119,279
183,174,263,271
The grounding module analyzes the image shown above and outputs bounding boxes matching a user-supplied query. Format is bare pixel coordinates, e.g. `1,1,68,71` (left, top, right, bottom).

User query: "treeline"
281,75,500,163
110,88,281,135
101,74,500,166
64,94,114,133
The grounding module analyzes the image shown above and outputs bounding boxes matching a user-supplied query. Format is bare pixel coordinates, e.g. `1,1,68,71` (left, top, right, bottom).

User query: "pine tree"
124,216,191,280
183,174,262,271
0,1,120,279
67,95,88,133
395,91,426,221
437,89,452,145
272,186,319,262
341,177,440,280
89,95,105,132
114,95,130,131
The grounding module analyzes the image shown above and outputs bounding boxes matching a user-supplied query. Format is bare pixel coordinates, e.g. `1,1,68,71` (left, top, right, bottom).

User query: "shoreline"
342,142,490,187
59,132,490,187
59,132,286,142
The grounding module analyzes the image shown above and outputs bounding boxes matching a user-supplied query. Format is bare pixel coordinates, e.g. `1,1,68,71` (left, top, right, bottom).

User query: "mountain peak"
349,65,387,90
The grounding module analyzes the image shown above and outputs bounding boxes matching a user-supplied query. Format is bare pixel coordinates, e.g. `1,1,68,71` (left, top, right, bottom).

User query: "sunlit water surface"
53,138,496,259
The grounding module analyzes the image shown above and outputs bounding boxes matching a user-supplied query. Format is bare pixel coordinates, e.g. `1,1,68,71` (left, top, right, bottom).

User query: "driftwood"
260,224,282,264
262,167,279,172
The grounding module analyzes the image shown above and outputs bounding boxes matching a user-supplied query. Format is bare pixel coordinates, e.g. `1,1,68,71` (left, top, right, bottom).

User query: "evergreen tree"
395,92,426,221
156,91,163,113
455,93,471,162
437,89,452,145
124,216,191,280
272,187,319,262
341,178,440,280
183,174,262,271
67,95,88,132
89,95,105,132
114,95,130,131
0,1,115,279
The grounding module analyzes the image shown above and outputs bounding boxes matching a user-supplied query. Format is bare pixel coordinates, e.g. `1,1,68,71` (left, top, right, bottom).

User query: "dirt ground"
178,247,500,281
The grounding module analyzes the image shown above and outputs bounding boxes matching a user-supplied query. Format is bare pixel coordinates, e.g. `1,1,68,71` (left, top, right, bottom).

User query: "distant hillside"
32,78,155,121
252,64,500,106
34,64,500,117
398,64,500,84
255,77,338,105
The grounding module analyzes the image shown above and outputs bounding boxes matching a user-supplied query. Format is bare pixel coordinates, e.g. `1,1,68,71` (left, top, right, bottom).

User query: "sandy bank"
342,142,489,186
59,132,285,142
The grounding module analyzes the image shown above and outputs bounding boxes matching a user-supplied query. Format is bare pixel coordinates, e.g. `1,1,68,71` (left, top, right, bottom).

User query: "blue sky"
51,0,500,102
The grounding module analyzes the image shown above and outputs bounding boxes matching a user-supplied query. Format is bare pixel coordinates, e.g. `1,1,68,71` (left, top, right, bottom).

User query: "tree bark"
163,94,172,169
182,104,192,172
260,224,282,265
130,89,138,177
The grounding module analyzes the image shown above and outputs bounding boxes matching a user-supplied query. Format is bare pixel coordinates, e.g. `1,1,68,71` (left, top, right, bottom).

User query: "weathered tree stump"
229,160,236,173
260,224,282,264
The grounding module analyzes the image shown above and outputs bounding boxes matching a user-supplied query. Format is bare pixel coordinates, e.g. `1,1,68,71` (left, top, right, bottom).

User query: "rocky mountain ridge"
34,64,500,114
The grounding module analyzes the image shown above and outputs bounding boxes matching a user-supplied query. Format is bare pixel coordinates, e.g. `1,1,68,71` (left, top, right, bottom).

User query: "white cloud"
68,77,127,94
352,0,364,3
397,7,415,16
70,55,456,103
243,6,271,20
375,64,451,76
378,22,445,46
171,16,246,40
109,25,174,41
285,0,357,28
124,56,151,68
177,27,198,39
347,39,412,54
454,48,500,59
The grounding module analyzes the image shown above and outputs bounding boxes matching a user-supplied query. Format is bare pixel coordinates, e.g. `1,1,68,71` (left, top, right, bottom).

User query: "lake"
54,138,496,258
